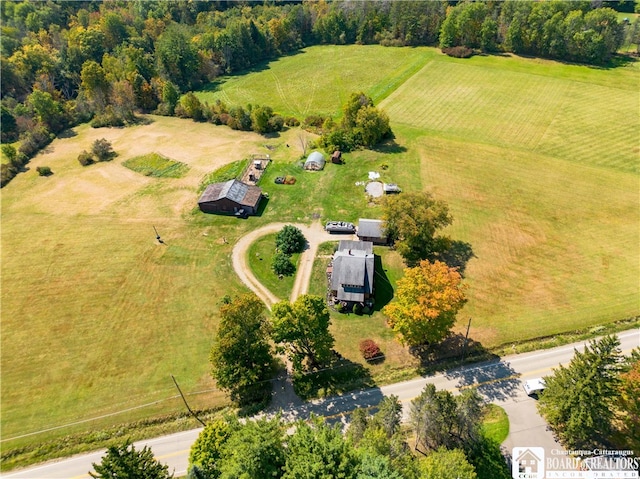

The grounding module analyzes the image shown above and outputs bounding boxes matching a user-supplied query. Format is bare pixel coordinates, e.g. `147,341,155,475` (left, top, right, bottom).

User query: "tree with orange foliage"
383,260,467,347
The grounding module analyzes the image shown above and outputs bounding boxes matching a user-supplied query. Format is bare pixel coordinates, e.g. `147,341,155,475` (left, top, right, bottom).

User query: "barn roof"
198,179,262,207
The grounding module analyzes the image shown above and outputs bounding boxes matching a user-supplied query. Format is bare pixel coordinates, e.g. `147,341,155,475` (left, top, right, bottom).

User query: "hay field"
0,116,300,449
379,52,639,344
196,45,434,118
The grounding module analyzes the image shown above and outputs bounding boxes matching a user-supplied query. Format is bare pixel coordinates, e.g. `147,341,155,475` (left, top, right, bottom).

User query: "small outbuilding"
383,183,401,194
198,179,263,216
304,151,326,171
357,219,388,245
331,150,343,164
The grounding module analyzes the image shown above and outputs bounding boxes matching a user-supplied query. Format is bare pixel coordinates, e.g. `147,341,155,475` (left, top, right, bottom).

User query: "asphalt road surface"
4,329,638,479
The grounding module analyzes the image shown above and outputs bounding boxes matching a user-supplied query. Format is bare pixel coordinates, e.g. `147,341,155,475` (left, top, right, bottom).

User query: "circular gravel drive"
232,221,356,308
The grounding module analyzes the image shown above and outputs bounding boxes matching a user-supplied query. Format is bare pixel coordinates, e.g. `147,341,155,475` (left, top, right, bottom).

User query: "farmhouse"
330,240,374,303
198,179,263,216
357,219,388,245
304,151,326,170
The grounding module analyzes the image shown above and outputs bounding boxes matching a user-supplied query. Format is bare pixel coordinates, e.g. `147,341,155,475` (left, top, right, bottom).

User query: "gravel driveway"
231,221,356,308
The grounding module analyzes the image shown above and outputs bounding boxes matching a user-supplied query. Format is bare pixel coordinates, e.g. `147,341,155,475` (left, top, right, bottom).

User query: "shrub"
284,175,296,185
91,138,116,162
275,225,306,255
272,251,296,276
1,163,17,187
303,115,325,129
78,150,94,166
90,110,125,128
352,302,363,315
359,339,382,361
284,116,300,127
36,166,52,176
268,114,284,132
441,46,474,58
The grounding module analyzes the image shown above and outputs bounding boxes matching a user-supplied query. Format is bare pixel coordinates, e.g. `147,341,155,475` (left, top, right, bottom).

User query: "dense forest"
1,0,636,186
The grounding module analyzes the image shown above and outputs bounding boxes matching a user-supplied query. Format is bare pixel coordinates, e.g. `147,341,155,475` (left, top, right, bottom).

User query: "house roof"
198,179,262,207
357,219,385,239
331,241,374,302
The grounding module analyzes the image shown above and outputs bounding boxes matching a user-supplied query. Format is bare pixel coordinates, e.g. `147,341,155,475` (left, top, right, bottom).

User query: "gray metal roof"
198,179,262,207
331,241,374,302
357,219,385,239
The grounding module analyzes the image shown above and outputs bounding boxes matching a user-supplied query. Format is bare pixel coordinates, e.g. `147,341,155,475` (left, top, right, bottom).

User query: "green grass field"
1,45,638,467
195,45,434,118
122,153,190,178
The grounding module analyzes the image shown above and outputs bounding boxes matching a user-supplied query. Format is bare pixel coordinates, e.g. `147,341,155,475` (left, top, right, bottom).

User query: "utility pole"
171,375,206,427
461,317,472,363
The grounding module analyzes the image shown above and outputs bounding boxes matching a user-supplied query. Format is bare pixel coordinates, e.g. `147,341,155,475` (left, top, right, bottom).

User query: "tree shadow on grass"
431,240,476,275
411,333,521,401
373,254,393,311
372,138,407,154
57,128,77,139
292,356,376,402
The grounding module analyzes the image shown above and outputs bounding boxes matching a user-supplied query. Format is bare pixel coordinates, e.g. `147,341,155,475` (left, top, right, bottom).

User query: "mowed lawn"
1,46,638,460
379,52,639,344
195,44,433,118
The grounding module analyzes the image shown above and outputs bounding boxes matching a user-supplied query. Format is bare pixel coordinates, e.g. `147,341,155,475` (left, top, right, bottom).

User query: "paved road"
4,329,637,479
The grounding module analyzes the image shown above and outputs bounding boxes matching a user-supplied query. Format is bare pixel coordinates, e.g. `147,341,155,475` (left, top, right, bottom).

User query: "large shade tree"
282,417,360,479
383,260,467,347
537,335,625,448
271,294,334,372
209,294,275,405
381,192,452,266
410,383,483,453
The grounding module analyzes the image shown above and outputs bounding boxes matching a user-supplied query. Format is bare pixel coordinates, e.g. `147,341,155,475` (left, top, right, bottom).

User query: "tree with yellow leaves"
383,260,467,347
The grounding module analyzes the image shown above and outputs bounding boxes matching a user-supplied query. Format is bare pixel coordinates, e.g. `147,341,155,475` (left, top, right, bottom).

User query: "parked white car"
523,378,546,397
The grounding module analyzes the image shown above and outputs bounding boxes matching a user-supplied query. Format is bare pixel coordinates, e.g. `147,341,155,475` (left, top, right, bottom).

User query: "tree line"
2,1,634,186
90,390,506,479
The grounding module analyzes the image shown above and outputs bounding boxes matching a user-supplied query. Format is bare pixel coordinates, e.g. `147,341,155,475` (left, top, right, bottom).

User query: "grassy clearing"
381,55,639,174
196,45,435,118
482,404,510,444
1,47,638,467
198,158,249,193
122,153,190,178
247,233,300,301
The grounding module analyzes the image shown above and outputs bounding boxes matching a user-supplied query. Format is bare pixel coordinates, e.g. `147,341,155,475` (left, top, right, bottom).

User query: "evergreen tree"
538,335,625,448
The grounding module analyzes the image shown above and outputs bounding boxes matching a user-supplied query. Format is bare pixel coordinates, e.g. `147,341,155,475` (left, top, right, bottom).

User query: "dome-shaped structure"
304,151,326,171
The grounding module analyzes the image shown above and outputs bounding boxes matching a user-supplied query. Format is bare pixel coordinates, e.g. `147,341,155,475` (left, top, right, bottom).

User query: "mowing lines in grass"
195,45,433,118
381,60,568,151
381,57,639,174
414,132,639,346
535,82,639,174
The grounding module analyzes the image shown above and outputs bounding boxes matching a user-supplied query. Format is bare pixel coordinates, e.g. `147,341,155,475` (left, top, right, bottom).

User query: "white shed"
304,151,326,171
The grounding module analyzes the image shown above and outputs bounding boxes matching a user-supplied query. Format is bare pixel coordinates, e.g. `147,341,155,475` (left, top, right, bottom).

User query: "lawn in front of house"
247,233,301,301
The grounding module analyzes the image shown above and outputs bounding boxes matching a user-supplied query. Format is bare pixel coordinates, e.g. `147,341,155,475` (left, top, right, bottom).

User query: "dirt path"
231,221,355,308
